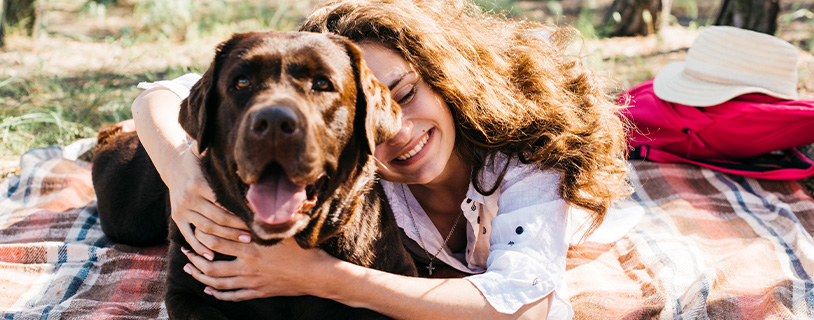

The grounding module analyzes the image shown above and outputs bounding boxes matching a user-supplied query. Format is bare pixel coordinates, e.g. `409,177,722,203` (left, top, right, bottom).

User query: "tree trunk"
714,0,780,34
4,0,37,36
1,0,6,48
604,0,664,37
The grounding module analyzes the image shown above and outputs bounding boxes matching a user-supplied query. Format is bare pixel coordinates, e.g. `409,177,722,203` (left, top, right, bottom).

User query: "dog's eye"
313,78,334,92
236,77,251,90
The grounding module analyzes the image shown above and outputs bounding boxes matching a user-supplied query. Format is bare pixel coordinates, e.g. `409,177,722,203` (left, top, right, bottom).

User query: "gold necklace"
400,184,462,276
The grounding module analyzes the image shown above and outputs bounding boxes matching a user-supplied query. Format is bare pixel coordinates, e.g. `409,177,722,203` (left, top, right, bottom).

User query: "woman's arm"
182,234,551,320
319,256,552,320
131,88,191,175
131,87,251,258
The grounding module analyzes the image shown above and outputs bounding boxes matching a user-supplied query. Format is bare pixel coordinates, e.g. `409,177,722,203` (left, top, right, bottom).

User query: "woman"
132,0,631,318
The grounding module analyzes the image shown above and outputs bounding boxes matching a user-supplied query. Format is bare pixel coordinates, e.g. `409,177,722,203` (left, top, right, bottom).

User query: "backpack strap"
630,146,814,180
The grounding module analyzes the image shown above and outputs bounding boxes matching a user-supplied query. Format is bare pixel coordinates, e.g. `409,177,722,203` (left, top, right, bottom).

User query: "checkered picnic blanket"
0,140,167,319
568,161,814,319
1,139,813,319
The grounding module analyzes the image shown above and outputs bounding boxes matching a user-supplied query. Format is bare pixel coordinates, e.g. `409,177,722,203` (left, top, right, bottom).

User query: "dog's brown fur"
92,31,415,320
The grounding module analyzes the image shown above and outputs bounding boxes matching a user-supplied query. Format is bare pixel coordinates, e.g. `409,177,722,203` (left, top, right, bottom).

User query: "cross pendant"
427,262,435,276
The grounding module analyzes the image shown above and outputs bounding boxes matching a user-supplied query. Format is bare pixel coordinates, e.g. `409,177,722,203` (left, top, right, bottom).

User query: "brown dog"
92,31,416,319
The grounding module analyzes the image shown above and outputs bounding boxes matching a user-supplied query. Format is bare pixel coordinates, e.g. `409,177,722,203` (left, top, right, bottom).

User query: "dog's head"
179,31,401,246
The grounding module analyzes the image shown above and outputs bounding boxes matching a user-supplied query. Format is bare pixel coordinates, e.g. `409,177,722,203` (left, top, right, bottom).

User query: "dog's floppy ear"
179,33,249,154
338,37,402,154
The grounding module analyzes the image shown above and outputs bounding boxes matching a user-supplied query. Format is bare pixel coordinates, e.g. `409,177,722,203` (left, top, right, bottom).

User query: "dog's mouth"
245,162,326,226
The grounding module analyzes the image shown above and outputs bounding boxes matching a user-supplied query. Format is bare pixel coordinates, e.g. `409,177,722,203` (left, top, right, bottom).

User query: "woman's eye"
313,78,334,91
235,77,250,89
396,86,416,105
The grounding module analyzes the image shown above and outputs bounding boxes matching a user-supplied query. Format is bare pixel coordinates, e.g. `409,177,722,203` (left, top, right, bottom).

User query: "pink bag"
620,79,814,180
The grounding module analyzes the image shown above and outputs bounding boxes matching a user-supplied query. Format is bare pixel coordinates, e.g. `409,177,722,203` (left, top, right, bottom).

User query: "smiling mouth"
395,129,431,161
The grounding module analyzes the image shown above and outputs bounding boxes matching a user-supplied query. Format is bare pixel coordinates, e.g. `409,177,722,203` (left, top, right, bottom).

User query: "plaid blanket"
0,141,168,319
1,140,813,319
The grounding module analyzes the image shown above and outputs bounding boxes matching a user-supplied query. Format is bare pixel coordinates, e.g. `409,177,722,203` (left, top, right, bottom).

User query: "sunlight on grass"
0,0,225,160
0,65,202,158
130,0,312,41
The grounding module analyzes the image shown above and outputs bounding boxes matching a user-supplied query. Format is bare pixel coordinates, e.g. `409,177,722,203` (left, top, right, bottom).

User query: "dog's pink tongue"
247,174,306,225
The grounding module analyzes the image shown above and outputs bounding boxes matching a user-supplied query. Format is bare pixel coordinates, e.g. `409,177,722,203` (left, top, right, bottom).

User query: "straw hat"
653,26,799,107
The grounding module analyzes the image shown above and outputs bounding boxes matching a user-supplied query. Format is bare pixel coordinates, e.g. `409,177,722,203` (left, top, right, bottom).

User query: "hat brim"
652,61,796,107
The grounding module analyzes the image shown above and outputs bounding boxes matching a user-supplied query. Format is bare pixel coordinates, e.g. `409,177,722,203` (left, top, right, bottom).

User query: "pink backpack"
620,79,814,180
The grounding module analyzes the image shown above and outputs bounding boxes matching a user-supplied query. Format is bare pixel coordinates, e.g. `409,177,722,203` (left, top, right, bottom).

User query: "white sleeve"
465,163,571,316
136,73,202,100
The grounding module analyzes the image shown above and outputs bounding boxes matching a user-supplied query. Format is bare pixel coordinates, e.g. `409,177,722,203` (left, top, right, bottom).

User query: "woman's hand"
181,235,333,301
183,232,552,319
163,147,252,260
131,87,251,260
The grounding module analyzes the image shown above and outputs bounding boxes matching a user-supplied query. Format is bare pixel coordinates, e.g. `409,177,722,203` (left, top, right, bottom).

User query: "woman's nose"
385,118,413,147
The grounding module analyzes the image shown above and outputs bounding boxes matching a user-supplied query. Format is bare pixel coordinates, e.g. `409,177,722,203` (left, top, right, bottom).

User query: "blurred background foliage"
0,0,813,181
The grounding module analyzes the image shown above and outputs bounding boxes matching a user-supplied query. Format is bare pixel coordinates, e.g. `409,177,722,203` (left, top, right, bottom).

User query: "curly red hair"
300,0,632,234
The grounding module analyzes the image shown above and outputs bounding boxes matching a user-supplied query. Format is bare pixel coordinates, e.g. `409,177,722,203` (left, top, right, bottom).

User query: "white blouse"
382,154,573,317
140,74,644,319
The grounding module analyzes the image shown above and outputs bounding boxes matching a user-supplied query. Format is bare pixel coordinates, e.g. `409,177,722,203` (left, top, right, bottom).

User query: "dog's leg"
92,131,170,246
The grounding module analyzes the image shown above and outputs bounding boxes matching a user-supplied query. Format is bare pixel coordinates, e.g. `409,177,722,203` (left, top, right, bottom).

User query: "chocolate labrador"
92,31,416,319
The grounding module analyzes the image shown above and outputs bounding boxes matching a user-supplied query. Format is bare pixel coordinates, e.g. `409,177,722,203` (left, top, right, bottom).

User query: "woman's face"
359,42,461,186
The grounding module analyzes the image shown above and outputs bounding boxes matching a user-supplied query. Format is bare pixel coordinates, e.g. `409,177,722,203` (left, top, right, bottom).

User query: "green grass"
115,0,309,42
0,0,312,160
0,66,204,158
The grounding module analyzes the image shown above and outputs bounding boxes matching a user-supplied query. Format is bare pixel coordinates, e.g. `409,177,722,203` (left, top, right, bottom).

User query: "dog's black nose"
250,106,299,139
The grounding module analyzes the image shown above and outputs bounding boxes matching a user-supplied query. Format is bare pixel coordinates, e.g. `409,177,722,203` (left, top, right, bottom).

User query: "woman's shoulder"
470,152,563,217
475,154,565,224
480,152,560,189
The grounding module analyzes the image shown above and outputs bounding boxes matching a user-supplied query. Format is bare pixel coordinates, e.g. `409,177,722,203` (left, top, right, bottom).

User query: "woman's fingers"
182,261,242,291
179,236,329,301
205,287,265,302
169,171,251,259
194,228,247,257
194,182,250,232
174,211,212,260
174,203,250,260
182,247,264,301
182,246,241,278
166,150,250,254
181,198,250,243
